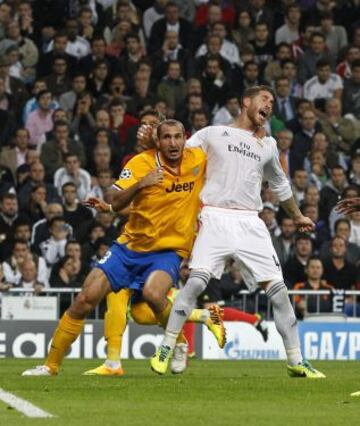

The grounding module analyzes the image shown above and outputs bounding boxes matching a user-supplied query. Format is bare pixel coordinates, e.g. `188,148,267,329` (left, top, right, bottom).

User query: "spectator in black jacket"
319,165,347,223
284,233,314,287
148,2,193,52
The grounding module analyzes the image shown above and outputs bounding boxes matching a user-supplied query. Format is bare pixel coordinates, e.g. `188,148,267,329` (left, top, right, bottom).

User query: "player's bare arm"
335,197,360,215
280,196,315,232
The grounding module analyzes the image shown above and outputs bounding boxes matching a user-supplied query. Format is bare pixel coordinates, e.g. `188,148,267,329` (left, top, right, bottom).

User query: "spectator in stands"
281,59,303,99
61,182,93,232
40,120,86,178
195,34,231,80
298,32,333,84
0,128,30,183
319,165,347,223
231,10,255,52
293,256,334,318
273,76,297,125
43,55,71,99
212,94,240,126
276,129,302,179
292,109,321,162
236,61,264,96
149,2,193,52
200,56,230,112
87,59,110,98
17,259,45,295
251,22,274,71
39,216,71,270
349,152,360,186
0,193,27,254
328,185,360,235
272,216,296,267
316,12,348,58
292,169,308,206
118,33,147,89
31,202,64,250
2,238,47,287
259,202,280,237
23,184,47,224
81,222,106,264
264,43,292,87
323,237,358,303
303,59,343,111
320,218,360,264
302,203,330,249
337,45,360,80
201,22,240,67
59,73,87,116
319,98,358,155
152,31,193,81
342,59,360,119
190,109,209,134
157,60,187,112
53,154,91,201
143,0,167,40
284,233,314,287
79,36,117,77
25,90,54,148
37,32,77,78
275,4,301,45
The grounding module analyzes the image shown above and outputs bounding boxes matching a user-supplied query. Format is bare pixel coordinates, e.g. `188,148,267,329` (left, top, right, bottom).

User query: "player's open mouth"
259,109,269,119
168,149,179,156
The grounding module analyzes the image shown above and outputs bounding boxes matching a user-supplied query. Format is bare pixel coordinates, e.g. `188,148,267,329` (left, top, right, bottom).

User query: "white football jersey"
186,125,292,211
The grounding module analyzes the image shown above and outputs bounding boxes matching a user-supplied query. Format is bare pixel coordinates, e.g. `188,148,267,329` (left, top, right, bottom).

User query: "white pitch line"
0,387,54,418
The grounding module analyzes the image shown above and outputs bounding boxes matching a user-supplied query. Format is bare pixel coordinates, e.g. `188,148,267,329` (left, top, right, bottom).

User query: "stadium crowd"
0,0,359,318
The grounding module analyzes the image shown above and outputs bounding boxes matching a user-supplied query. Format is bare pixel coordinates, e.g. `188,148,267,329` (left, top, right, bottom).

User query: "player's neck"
159,152,181,173
233,113,257,133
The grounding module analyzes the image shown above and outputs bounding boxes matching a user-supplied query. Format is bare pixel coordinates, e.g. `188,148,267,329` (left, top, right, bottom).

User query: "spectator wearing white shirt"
275,4,301,45
47,19,90,59
212,94,240,125
54,153,91,201
143,0,167,39
196,22,240,66
39,216,70,270
2,239,48,287
349,211,360,247
303,59,343,106
17,259,45,295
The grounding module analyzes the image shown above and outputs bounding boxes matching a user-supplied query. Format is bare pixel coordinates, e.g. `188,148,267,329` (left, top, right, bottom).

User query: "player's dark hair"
241,85,275,106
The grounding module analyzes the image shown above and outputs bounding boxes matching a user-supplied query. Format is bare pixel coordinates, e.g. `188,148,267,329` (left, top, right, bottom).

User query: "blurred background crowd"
0,0,359,318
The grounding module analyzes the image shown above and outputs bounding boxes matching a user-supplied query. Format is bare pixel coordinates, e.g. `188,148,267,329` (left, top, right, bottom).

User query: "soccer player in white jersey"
151,85,326,378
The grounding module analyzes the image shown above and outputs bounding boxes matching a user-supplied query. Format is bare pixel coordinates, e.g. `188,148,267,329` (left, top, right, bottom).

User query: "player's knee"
142,286,164,309
71,291,98,316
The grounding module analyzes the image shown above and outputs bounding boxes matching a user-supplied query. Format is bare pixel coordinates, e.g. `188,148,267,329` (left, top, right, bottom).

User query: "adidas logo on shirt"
222,130,230,137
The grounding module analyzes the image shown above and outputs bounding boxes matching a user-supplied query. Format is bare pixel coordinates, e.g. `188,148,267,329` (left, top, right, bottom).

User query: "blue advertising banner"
299,322,360,360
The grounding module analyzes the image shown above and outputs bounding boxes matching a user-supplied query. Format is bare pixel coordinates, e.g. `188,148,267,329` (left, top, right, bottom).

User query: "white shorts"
189,207,283,291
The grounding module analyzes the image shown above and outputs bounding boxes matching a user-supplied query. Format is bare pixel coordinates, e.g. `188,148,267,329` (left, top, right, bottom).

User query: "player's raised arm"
264,139,315,233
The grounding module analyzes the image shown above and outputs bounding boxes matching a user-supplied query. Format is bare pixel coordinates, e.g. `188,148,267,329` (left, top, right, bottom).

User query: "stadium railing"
2,288,360,320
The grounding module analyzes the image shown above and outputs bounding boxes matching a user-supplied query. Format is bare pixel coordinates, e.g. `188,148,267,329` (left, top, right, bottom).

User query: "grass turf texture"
0,360,358,426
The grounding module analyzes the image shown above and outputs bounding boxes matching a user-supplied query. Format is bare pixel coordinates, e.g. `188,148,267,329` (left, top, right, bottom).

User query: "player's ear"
242,96,251,108
154,136,160,148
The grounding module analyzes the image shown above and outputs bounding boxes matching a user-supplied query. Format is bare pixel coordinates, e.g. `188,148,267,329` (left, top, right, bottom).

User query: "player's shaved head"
156,119,185,139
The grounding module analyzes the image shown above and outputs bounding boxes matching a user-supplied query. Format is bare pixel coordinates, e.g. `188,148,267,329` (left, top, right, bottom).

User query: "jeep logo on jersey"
165,181,195,193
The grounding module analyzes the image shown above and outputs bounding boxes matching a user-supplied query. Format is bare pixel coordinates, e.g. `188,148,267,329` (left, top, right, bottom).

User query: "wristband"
108,204,114,213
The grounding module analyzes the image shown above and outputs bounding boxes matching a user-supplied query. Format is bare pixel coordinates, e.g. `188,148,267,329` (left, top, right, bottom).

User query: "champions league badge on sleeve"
120,168,132,179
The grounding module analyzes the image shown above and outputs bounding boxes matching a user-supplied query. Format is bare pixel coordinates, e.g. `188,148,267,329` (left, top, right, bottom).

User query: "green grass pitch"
0,359,359,426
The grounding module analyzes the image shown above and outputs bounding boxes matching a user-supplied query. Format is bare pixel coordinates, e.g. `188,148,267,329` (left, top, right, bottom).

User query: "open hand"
335,197,360,215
